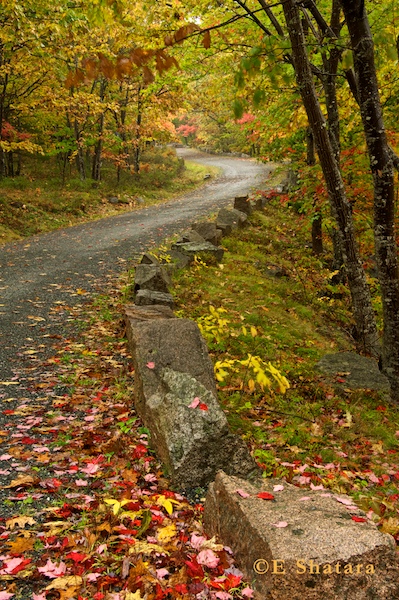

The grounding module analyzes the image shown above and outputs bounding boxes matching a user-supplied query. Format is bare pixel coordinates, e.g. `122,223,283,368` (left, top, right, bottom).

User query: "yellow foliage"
214,354,289,394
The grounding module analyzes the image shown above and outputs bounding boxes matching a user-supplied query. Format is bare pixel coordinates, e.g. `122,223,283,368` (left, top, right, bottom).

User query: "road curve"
0,148,273,381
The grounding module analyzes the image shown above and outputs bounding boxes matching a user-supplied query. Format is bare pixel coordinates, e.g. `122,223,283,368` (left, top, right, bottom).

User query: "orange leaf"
202,30,211,49
143,66,154,84
8,536,35,553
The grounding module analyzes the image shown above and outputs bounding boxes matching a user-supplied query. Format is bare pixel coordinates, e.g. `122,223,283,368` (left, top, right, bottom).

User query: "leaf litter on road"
0,277,253,600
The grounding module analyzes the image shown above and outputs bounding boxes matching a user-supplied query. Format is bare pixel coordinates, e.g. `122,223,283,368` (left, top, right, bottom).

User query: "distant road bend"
0,148,273,381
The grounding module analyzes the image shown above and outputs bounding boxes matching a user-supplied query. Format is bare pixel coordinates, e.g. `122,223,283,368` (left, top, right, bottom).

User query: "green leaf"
341,49,353,70
233,99,244,120
253,88,265,107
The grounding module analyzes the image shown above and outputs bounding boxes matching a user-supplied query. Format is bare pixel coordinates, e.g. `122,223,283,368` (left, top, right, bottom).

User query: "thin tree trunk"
306,126,315,165
134,85,142,175
341,0,399,398
311,210,323,255
282,0,380,357
74,119,86,181
92,79,107,181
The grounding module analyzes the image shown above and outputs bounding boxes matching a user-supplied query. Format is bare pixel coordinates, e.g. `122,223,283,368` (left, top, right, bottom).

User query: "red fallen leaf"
163,490,177,499
351,516,367,523
21,436,38,444
209,573,242,590
2,409,14,415
376,405,387,411
199,403,208,411
10,557,31,574
83,455,104,464
185,558,204,580
66,552,89,563
174,584,188,594
133,444,147,459
40,478,63,490
257,492,275,500
57,503,73,518
121,501,141,511
155,584,173,599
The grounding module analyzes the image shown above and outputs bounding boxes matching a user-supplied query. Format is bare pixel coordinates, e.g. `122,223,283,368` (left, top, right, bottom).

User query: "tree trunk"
282,0,380,357
74,119,86,181
306,126,315,165
341,0,399,399
134,85,142,175
311,210,323,256
92,79,107,181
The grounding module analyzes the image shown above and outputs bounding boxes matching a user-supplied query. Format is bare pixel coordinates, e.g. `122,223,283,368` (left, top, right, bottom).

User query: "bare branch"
233,0,273,36
256,0,285,36
299,0,337,39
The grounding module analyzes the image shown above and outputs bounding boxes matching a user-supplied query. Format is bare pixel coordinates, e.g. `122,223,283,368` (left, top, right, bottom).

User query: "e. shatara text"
253,559,375,576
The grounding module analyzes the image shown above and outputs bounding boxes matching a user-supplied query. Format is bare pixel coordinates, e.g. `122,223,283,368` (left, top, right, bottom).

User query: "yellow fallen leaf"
6,516,36,530
7,536,35,553
42,520,71,535
157,523,176,544
97,521,112,533
2,474,38,489
0,381,19,386
129,541,168,556
46,576,83,590
126,591,144,600
199,536,224,552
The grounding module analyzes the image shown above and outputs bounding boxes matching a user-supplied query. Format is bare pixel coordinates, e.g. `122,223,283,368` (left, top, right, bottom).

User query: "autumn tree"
339,0,399,398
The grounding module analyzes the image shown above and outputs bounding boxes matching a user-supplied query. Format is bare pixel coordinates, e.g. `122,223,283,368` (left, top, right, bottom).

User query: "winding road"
0,148,273,382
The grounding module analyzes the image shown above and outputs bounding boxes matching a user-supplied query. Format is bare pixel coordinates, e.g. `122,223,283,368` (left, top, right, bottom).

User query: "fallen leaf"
125,592,144,600
270,521,288,528
2,474,38,489
129,541,168,555
236,489,250,498
157,523,176,543
335,496,354,506
196,549,220,568
7,536,35,553
45,576,83,590
189,397,200,408
6,516,36,530
38,558,67,578
257,492,275,500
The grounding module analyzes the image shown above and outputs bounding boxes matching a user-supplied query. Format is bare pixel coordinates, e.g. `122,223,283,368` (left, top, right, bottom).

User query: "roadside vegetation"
1,190,398,599
173,196,399,537
0,147,217,244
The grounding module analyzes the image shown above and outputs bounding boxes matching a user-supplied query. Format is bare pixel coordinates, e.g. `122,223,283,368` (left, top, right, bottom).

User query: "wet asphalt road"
0,148,273,383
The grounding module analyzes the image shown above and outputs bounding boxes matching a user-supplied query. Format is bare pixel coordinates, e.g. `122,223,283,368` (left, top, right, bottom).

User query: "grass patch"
172,198,399,540
0,147,219,244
